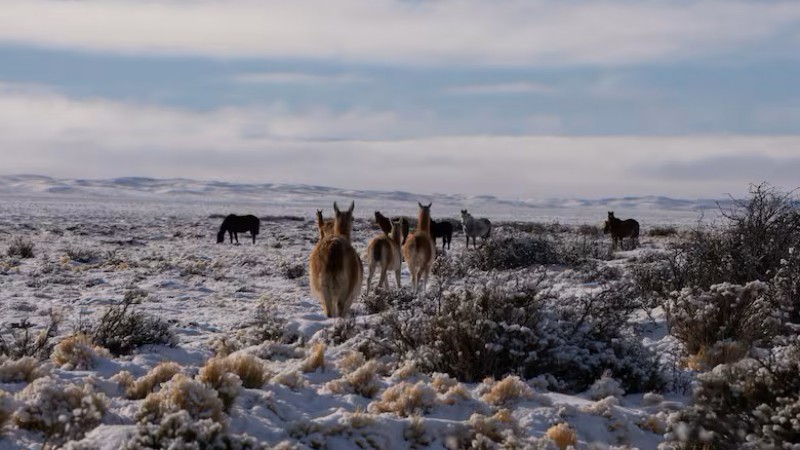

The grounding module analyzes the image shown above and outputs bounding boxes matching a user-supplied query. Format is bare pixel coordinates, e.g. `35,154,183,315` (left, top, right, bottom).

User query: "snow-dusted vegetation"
0,180,797,449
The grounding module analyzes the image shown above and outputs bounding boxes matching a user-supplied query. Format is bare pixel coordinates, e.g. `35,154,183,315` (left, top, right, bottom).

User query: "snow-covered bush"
123,410,268,450
79,289,175,355
234,303,298,346
361,287,416,315
587,371,625,400
51,333,111,370
13,377,107,444
373,271,663,393
465,231,559,270
327,359,383,398
662,342,800,449
137,374,225,424
0,356,49,383
666,281,778,357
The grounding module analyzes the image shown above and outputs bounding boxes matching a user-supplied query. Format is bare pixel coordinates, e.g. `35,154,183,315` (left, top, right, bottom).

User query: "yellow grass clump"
684,341,750,371
225,353,270,389
51,334,111,370
0,356,49,383
337,351,366,374
116,361,182,400
545,423,578,450
300,342,326,373
481,375,534,406
197,357,242,410
368,381,436,417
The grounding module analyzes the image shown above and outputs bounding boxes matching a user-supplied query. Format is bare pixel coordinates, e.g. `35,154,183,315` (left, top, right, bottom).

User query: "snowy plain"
0,176,711,449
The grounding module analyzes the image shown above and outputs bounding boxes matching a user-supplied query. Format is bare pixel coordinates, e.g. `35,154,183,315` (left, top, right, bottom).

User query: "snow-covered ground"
0,178,699,449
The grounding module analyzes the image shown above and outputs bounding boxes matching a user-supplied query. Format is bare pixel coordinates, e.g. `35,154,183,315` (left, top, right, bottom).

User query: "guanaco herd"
219,204,640,318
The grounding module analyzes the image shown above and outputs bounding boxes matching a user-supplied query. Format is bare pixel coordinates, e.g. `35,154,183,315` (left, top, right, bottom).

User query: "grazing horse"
403,203,436,293
604,211,640,250
365,219,403,293
461,210,491,249
430,219,453,250
316,210,335,240
309,202,363,318
375,211,410,245
217,214,260,244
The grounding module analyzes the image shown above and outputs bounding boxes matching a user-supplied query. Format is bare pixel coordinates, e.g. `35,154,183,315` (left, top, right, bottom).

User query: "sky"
1,0,799,199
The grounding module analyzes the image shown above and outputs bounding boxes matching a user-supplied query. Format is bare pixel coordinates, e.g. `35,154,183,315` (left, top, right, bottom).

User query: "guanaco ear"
334,202,340,215
418,202,424,209
347,201,355,214
426,202,432,208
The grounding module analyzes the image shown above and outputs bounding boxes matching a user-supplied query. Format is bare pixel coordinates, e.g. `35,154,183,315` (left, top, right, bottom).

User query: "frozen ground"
0,178,700,449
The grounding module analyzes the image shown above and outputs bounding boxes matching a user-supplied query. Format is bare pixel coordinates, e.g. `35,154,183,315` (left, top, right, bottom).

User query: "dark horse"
604,211,639,250
217,214,260,244
430,219,453,250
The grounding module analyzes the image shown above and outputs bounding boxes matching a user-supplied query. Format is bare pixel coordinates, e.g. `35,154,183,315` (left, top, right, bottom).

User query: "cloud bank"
1,1,799,66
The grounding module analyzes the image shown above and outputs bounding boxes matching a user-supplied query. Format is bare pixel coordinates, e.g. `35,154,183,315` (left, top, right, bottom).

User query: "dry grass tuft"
225,353,270,389
273,369,306,390
545,423,578,450
481,375,534,406
50,333,110,370
683,341,750,371
120,362,182,400
337,351,366,374
196,357,242,410
0,356,49,383
368,381,436,417
300,342,326,373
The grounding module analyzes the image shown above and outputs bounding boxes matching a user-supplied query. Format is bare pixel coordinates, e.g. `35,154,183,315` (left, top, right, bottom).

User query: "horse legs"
252,233,256,244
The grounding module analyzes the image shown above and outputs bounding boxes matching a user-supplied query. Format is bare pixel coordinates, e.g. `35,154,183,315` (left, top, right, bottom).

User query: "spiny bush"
14,377,107,445
0,313,61,360
361,287,416,315
123,410,268,450
6,237,35,258
372,269,662,393
465,231,560,270
648,226,679,237
64,245,100,264
662,341,800,449
78,289,175,356
235,303,298,346
665,281,779,356
51,333,111,370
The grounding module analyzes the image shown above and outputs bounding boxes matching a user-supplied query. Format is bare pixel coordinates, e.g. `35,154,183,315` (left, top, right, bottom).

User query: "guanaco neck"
418,210,431,234
390,224,402,245
334,217,352,241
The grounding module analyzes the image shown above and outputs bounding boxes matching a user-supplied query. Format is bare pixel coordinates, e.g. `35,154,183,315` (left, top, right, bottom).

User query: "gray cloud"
640,155,800,187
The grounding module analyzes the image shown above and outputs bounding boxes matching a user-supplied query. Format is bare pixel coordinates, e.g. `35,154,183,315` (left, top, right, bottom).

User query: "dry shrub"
51,333,111,370
337,351,366,374
587,372,625,400
121,362,182,400
468,409,518,444
137,374,225,424
340,407,376,429
7,237,35,259
196,358,242,411
300,342,326,373
405,415,429,447
481,376,533,406
225,353,270,389
431,373,459,394
682,341,750,371
545,423,578,450
368,381,436,417
14,377,107,445
0,356,49,383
